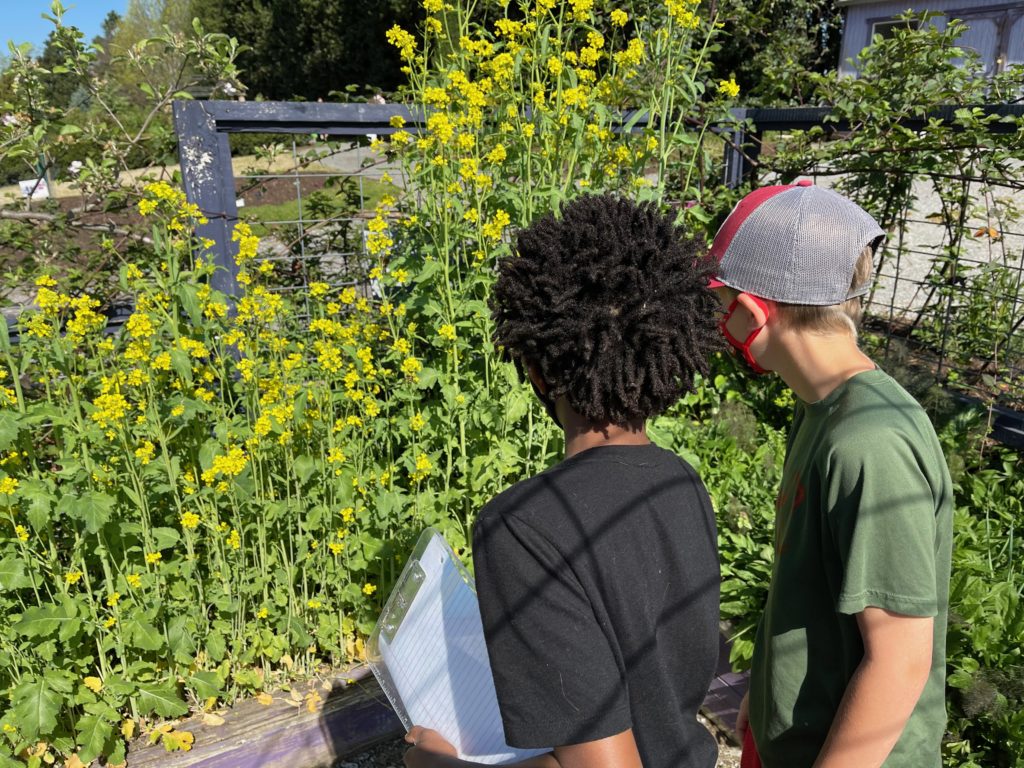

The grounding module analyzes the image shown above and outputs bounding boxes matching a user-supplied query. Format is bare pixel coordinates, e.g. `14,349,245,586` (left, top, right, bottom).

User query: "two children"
406,184,952,768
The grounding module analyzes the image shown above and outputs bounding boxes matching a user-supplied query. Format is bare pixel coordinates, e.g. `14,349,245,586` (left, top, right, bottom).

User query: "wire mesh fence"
169,100,1022,436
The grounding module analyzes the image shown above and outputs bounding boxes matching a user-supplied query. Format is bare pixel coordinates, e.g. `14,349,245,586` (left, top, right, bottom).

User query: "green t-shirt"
749,368,953,768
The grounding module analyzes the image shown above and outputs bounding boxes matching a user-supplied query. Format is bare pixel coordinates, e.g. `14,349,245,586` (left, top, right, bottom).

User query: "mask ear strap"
720,293,772,375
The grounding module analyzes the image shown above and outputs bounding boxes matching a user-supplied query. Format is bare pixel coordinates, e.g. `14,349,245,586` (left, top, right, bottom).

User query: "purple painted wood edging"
701,632,749,743
128,632,747,766
127,667,402,768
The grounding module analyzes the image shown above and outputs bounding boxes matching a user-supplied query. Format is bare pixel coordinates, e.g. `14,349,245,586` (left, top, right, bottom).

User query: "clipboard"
367,528,550,765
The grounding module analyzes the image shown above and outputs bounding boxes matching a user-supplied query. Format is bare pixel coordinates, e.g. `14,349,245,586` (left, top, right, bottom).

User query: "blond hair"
773,246,875,338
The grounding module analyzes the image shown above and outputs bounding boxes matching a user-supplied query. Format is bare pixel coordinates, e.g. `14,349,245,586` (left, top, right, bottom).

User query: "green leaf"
151,526,180,550
292,454,317,484
0,313,11,355
13,677,63,737
126,618,165,652
0,412,19,450
170,349,193,385
0,555,34,591
167,616,196,663
136,683,188,718
188,671,223,700
206,631,226,662
76,713,114,763
20,480,54,532
15,605,60,638
16,598,78,640
175,283,202,325
78,491,115,533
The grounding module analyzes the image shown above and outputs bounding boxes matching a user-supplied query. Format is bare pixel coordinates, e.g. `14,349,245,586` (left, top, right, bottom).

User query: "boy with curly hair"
404,194,724,768
708,181,953,768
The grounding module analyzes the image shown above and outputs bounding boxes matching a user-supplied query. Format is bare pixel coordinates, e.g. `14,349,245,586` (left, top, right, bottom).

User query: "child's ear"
735,293,771,331
526,363,548,395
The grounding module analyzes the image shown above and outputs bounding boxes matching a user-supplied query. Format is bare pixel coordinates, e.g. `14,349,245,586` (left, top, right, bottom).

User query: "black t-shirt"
473,443,720,768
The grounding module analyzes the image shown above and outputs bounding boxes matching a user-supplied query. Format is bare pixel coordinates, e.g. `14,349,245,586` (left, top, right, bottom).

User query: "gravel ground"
335,715,742,767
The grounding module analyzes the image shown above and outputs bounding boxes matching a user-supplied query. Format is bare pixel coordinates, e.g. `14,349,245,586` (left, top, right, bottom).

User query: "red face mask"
720,294,771,375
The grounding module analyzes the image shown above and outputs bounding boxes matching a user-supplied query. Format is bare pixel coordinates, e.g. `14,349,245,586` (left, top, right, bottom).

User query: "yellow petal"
83,676,103,694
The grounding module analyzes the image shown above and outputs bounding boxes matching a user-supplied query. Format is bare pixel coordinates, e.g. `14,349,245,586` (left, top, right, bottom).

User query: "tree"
189,0,424,99
709,0,843,105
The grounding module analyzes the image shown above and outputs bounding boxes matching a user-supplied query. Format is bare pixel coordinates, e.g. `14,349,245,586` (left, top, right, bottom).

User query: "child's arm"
403,726,642,768
812,607,933,768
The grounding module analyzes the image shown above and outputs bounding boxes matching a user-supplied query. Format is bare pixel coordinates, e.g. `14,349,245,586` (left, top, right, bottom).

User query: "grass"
240,178,395,237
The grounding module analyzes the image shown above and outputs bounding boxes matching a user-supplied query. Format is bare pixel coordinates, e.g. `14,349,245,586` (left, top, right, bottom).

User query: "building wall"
838,0,1024,76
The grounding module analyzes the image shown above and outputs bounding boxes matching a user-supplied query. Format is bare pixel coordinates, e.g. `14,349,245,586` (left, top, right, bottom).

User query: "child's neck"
561,414,649,459
772,329,876,404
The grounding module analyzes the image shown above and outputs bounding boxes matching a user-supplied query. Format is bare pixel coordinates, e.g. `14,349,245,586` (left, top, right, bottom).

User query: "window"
871,18,923,40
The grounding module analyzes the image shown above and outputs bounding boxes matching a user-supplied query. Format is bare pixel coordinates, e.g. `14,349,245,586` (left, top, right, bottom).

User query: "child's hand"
404,726,458,767
736,691,750,743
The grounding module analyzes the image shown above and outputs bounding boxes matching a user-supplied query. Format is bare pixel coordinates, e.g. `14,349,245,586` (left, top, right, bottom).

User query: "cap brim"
708,277,726,289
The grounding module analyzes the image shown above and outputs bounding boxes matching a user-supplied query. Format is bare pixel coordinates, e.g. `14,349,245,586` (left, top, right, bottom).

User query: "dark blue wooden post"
173,100,241,298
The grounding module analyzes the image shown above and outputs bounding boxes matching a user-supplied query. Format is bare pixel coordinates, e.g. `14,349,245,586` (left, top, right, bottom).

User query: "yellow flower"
410,412,426,431
126,573,142,589
135,441,155,466
614,37,645,68
106,592,121,607
667,0,701,29
386,24,417,61
611,9,628,26
718,76,740,98
437,324,456,342
307,599,322,610
145,552,163,565
180,511,200,530
104,617,117,629
401,357,423,378
257,606,268,619
482,210,511,242
547,56,563,77
65,570,83,585
363,583,377,596
227,529,241,550
0,477,18,495
423,86,450,107
486,144,507,164
14,525,28,542
309,282,330,299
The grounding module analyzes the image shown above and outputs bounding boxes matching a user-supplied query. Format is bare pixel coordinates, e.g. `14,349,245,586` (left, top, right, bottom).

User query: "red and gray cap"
708,180,885,306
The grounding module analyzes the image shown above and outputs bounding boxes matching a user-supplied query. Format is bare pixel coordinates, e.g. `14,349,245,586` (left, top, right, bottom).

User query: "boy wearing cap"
709,181,953,768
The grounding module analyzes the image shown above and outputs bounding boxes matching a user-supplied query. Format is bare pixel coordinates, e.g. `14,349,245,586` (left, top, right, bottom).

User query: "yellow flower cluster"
91,392,130,429
386,25,417,61
0,477,18,495
180,511,201,530
200,446,249,485
135,441,155,465
718,76,741,98
666,0,701,30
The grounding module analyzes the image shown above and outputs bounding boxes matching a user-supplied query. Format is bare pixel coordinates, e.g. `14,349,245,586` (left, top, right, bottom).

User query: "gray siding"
838,0,1023,76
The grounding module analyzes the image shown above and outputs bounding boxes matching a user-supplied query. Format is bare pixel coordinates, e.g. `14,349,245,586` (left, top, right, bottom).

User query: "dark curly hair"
490,194,723,425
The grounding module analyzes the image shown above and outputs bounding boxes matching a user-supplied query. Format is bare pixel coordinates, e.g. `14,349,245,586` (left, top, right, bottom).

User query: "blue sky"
6,1,128,53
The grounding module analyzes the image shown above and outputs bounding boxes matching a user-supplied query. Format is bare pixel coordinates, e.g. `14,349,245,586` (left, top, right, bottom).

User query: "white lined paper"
369,530,550,765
